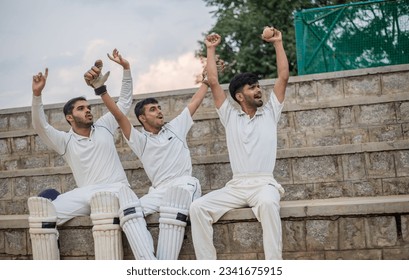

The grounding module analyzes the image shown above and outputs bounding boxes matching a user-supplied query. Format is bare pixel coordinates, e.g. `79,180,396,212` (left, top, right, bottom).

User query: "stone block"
307,129,344,147
278,112,290,130
294,109,338,130
338,217,366,250
342,154,366,180
0,139,9,155
5,230,27,255
364,216,397,248
339,106,355,128
33,135,51,152
0,178,11,200
0,200,28,215
277,132,289,149
0,231,5,253
51,153,67,167
228,222,263,253
306,220,338,251
281,183,314,201
9,114,29,130
30,175,62,196
283,251,325,260
190,142,208,157
313,181,354,199
20,155,49,169
274,159,292,184
292,156,343,183
189,119,212,139
369,124,403,142
365,152,395,179
297,81,317,104
395,150,409,177
401,215,409,243
343,127,369,144
208,163,232,190
283,83,297,104
383,177,409,196
383,248,409,260
382,72,409,94
128,169,151,197
325,249,382,260
352,179,382,197
118,147,139,163
356,103,396,125
192,164,209,193
49,108,69,127
344,75,381,97
11,137,30,154
209,137,228,156
317,79,344,101
179,226,195,256
59,228,94,257
213,223,230,254
403,123,409,140
12,177,30,198
2,158,18,171
61,174,77,194
282,220,306,251
397,101,409,122
217,253,259,260
288,131,307,148
173,95,193,113
0,115,7,131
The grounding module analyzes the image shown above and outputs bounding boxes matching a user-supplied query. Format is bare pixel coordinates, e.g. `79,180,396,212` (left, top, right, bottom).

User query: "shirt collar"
70,125,95,140
237,107,264,117
142,125,166,137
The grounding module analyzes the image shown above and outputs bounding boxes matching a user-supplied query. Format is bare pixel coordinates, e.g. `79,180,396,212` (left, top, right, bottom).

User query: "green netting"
294,0,409,75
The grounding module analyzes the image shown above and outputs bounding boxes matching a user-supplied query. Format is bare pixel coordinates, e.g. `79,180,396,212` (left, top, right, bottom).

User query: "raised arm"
84,59,132,140
262,27,289,103
107,49,133,114
100,92,132,140
205,33,226,109
31,68,67,154
187,81,209,116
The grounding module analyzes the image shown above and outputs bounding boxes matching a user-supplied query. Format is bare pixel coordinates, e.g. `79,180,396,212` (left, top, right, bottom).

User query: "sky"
0,0,216,110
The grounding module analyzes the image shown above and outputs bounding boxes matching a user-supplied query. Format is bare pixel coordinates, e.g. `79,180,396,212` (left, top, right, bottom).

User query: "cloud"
0,0,215,110
134,52,203,94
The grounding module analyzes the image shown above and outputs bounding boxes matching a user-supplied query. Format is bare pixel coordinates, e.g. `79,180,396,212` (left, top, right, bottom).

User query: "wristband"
94,85,107,96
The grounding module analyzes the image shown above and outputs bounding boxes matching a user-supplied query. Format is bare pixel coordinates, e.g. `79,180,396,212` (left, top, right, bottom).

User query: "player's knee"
189,198,204,218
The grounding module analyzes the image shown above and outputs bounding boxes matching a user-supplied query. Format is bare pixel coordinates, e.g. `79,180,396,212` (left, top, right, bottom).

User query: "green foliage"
197,0,363,83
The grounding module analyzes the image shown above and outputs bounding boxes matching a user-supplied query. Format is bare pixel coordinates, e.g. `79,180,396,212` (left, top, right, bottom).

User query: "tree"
196,0,364,83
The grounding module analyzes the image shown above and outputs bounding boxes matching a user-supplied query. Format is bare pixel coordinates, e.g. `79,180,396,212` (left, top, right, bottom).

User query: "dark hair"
63,96,87,125
228,72,259,103
134,98,159,124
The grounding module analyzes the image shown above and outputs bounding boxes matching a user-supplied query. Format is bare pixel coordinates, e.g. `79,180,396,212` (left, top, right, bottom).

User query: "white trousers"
52,182,128,225
189,174,283,260
140,176,201,216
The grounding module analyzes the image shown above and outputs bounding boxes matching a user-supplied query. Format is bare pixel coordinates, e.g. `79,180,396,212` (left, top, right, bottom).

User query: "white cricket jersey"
217,91,284,175
31,70,133,187
126,107,193,187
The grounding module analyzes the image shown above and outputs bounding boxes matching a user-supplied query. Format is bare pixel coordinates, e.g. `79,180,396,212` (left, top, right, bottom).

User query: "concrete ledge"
2,195,409,229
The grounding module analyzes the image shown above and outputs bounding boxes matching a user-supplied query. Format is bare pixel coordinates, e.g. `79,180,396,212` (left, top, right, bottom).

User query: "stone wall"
1,64,409,259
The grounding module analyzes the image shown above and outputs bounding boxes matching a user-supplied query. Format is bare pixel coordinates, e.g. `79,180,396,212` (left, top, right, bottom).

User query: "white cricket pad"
28,197,60,260
90,192,123,260
157,186,192,260
118,187,156,260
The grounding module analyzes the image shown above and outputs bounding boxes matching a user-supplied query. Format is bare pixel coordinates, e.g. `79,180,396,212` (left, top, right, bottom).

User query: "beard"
72,115,93,128
243,93,263,107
